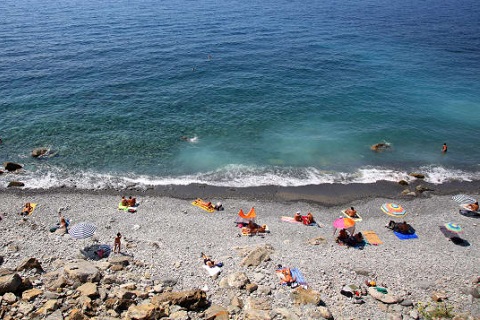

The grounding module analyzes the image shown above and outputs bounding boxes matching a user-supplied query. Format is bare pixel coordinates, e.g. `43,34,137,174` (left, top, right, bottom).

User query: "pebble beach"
1,186,479,319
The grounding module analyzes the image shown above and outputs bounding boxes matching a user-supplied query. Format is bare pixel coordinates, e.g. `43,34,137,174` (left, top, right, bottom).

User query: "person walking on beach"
442,143,447,153
114,232,122,253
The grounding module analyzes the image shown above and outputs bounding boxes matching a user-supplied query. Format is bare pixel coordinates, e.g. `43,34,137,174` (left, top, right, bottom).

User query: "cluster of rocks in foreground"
1,244,479,320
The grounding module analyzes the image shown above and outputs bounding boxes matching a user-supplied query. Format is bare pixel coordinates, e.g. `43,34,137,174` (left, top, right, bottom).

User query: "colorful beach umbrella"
69,222,97,240
333,217,356,229
444,223,462,233
452,194,476,205
381,203,407,217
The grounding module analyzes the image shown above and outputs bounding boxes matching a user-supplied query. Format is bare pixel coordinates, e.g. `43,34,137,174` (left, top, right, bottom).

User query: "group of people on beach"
293,212,315,225
120,196,137,207
336,229,364,247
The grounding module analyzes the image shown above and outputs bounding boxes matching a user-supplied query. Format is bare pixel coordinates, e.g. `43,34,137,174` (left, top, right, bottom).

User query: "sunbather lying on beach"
345,207,359,218
244,221,268,234
277,268,296,286
466,202,479,211
387,221,414,235
201,252,223,268
294,211,302,222
21,203,34,216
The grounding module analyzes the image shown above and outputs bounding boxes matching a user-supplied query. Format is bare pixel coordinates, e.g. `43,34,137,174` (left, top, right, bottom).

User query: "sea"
1,0,480,190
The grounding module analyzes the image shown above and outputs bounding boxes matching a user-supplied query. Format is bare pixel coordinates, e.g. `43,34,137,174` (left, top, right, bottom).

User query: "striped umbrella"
452,194,476,205
69,222,97,240
444,223,462,233
381,203,407,217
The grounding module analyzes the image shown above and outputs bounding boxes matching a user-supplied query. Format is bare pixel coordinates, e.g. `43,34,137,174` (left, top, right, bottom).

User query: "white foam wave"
1,164,478,190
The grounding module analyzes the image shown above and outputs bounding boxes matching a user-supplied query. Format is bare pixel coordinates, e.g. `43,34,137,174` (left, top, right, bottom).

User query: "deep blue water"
1,0,480,189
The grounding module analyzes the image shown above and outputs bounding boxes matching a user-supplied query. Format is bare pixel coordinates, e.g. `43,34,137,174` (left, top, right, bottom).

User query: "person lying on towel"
305,212,315,225
345,207,359,218
467,201,479,211
278,268,296,286
244,221,268,234
387,221,414,235
201,252,223,268
294,211,302,222
21,203,34,216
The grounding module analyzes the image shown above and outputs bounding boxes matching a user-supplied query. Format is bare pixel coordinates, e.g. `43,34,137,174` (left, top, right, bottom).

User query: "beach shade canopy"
236,207,256,224
381,203,407,217
452,194,476,205
444,223,462,233
69,222,97,240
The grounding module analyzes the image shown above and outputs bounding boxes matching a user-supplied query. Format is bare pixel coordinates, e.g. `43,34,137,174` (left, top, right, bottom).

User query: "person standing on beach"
442,143,447,153
114,232,122,253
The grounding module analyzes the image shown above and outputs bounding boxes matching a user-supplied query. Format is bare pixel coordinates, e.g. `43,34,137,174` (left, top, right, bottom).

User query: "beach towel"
202,264,222,277
192,198,215,213
363,231,383,245
290,268,308,288
118,203,137,212
341,210,363,222
393,231,418,240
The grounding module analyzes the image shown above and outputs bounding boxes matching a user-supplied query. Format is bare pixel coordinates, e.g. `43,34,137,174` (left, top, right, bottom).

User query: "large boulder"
290,287,323,306
64,260,101,284
0,273,22,295
126,303,169,320
220,272,250,289
8,181,25,187
240,244,274,267
151,289,208,311
3,162,23,171
368,287,400,304
32,147,49,158
16,257,44,273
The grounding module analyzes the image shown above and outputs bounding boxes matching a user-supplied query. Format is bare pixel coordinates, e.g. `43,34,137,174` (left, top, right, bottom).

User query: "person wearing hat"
294,211,302,222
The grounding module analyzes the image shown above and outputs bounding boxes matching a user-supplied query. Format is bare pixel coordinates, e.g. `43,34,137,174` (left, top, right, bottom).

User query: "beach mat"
341,210,363,222
393,231,418,240
192,199,215,213
363,231,382,245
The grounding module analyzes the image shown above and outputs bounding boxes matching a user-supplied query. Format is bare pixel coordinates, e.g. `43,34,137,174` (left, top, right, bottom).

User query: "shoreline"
3,179,480,206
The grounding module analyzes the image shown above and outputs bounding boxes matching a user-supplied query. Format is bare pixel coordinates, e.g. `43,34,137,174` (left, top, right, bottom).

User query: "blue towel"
394,231,418,240
290,268,307,287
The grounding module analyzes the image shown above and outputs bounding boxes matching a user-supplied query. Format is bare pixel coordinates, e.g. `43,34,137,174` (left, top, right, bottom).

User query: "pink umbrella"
333,217,356,235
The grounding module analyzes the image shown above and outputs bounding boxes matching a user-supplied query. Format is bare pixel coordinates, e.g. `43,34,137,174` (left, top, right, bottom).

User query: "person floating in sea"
371,142,390,152
442,143,447,153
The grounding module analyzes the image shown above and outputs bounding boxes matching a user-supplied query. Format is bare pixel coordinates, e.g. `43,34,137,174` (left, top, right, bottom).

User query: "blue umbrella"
69,222,97,240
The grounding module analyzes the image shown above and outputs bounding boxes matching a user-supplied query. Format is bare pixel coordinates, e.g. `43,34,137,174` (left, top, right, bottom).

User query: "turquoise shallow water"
1,0,480,189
